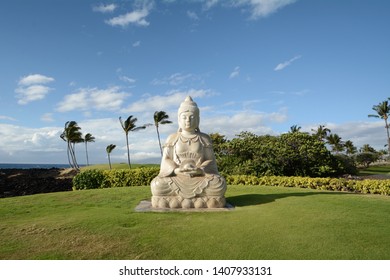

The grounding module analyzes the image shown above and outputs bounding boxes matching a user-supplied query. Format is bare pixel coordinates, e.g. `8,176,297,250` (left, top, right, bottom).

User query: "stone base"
151,195,226,209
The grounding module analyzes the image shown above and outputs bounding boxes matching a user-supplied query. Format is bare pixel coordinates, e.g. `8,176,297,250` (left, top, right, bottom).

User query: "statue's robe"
151,131,226,199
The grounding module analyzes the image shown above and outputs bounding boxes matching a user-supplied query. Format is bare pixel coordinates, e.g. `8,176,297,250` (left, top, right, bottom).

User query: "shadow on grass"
227,191,350,207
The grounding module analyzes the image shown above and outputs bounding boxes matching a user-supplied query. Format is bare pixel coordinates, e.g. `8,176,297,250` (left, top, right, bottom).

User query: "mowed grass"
358,164,390,176
81,163,160,170
0,185,389,260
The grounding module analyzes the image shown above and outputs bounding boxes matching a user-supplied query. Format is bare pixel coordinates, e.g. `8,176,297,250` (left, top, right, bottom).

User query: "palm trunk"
66,141,73,169
156,126,163,156
125,133,131,169
108,153,112,170
70,142,79,170
85,142,89,166
385,118,390,156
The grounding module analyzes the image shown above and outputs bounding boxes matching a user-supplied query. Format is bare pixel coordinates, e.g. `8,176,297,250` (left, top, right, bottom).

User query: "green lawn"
358,164,390,176
81,163,160,170
1,185,389,260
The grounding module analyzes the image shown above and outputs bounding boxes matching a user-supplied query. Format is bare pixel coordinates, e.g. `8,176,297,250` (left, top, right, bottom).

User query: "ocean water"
0,163,73,169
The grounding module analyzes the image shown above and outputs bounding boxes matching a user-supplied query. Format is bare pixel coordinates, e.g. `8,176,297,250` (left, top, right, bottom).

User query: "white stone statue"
151,96,227,208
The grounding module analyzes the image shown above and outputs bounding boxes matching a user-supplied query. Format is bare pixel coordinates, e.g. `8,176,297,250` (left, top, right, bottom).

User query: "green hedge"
226,175,390,195
73,168,390,195
73,167,160,190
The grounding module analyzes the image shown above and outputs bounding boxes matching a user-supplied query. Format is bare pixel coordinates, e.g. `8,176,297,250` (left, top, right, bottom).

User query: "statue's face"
179,111,199,132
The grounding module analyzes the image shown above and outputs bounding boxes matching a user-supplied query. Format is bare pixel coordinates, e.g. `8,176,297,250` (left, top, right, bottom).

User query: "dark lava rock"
0,168,76,198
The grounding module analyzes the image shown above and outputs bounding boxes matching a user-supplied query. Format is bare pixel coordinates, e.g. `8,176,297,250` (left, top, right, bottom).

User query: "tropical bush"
73,169,106,190
213,131,350,177
225,175,390,195
73,167,159,190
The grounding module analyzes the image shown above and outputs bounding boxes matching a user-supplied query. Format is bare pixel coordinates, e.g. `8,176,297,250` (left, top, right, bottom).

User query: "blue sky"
0,0,389,164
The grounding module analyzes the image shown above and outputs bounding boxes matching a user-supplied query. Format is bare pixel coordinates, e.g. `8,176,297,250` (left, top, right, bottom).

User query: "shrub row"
226,175,390,195
72,168,390,195
72,167,160,190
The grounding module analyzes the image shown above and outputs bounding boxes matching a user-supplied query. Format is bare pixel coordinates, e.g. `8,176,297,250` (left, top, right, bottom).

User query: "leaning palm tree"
344,140,357,155
326,133,344,154
119,115,147,169
311,125,331,142
154,111,172,156
83,133,95,166
289,125,301,133
368,100,390,154
60,121,83,170
106,144,116,170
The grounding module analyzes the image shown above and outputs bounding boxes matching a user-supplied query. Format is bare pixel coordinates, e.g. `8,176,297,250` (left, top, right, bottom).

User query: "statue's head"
178,96,200,132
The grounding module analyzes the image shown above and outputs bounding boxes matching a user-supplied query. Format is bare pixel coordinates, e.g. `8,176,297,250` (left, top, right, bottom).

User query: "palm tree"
106,144,116,170
326,133,344,154
289,125,301,133
368,100,390,154
344,140,357,155
60,121,83,170
311,125,331,142
119,115,147,169
359,144,376,153
83,133,95,166
154,111,172,156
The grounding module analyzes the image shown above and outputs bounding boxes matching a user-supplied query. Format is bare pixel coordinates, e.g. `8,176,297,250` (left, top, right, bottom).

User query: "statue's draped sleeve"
158,133,180,177
199,133,220,175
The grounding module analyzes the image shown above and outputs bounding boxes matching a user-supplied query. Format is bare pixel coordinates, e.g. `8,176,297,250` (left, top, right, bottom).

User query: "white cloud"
15,74,55,105
187,11,199,20
132,40,141,47
274,55,302,71
201,109,287,138
0,115,16,121
229,66,240,79
231,0,297,19
93,3,117,13
323,121,388,151
41,113,55,122
120,76,136,84
152,73,197,86
0,124,63,154
18,74,54,86
123,89,211,113
56,86,130,112
15,85,53,105
204,0,220,10
105,3,153,27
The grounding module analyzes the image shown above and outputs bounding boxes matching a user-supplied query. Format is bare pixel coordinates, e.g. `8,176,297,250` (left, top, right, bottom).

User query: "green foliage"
73,167,160,190
101,168,160,188
216,131,343,177
225,174,390,195
72,169,105,190
355,152,380,168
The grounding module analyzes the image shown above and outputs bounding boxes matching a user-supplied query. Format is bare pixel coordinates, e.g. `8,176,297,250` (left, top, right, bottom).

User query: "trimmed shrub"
225,175,390,196
72,167,160,190
72,169,105,190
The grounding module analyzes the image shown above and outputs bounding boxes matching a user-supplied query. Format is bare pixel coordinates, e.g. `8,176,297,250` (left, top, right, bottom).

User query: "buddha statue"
151,96,227,209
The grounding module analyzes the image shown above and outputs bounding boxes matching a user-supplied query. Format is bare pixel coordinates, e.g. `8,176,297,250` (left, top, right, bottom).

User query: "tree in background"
355,144,379,168
368,100,390,154
289,125,302,133
326,133,344,154
106,144,116,170
119,115,147,169
344,140,357,156
60,121,83,170
83,133,95,166
153,111,172,156
311,125,331,142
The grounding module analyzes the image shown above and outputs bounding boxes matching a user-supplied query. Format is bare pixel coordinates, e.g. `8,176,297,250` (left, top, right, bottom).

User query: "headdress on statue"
178,96,199,116
178,96,200,132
